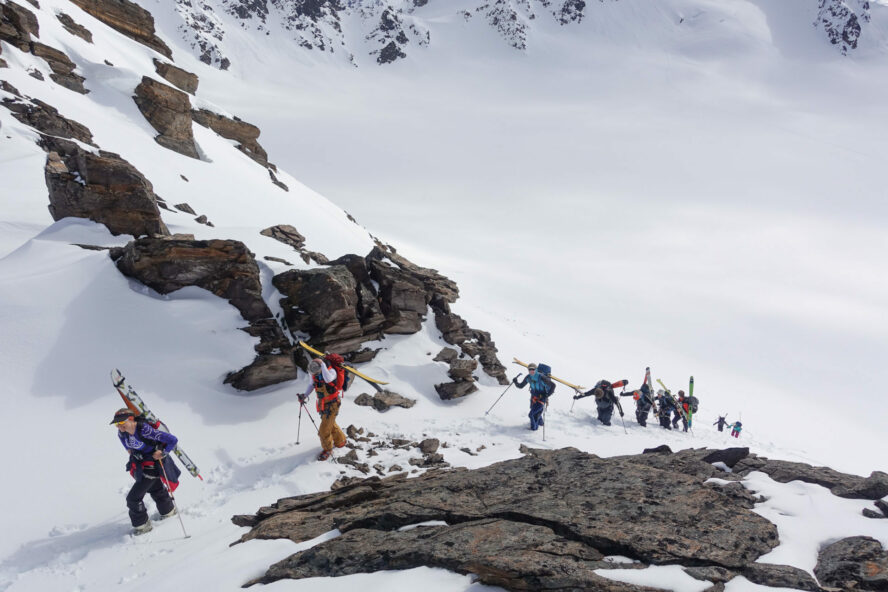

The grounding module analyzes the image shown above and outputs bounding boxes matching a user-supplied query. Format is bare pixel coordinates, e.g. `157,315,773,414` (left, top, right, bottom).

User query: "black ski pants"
126,476,174,527
636,410,648,427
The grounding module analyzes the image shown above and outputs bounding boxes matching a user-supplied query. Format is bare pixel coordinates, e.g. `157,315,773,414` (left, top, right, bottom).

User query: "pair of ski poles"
296,399,320,445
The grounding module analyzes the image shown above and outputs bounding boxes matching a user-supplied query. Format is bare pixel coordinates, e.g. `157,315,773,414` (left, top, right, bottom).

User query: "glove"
619,410,625,417
573,394,580,400
298,394,307,404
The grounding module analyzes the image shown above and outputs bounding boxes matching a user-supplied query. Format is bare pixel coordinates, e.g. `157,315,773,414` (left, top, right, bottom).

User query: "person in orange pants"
300,357,347,460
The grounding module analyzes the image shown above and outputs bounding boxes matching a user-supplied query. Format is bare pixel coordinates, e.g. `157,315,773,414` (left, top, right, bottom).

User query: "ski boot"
132,521,153,536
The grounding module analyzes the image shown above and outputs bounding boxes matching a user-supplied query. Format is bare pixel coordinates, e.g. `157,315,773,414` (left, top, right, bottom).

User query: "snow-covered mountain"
2,0,888,590
162,0,885,70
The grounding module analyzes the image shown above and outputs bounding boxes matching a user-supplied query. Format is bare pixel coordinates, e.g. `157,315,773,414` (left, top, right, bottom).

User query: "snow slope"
1,0,887,591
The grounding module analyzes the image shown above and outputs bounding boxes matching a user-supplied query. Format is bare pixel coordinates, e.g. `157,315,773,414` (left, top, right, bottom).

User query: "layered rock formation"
1,1,87,93
1,83,95,145
234,446,779,590
235,445,888,590
133,76,199,158
192,108,271,168
42,137,170,237
153,59,198,94
113,237,291,390
272,243,507,394
69,0,172,58
56,12,93,43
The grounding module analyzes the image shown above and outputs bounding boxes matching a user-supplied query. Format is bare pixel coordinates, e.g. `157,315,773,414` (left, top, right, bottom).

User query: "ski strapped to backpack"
512,358,584,392
111,369,203,480
656,378,693,428
298,341,388,393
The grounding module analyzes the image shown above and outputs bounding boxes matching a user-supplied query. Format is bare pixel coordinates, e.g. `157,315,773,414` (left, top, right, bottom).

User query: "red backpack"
324,353,353,392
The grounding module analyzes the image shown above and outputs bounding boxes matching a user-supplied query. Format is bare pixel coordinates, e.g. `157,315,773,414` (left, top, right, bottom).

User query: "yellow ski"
298,341,388,391
512,358,585,392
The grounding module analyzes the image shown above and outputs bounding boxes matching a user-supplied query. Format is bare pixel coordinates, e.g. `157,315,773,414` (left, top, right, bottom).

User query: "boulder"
56,13,93,43
432,347,459,363
733,457,888,500
133,77,199,158
447,357,477,381
224,353,296,392
273,266,363,352
260,224,305,250
353,390,416,412
115,237,271,322
701,447,750,468
31,42,88,94
740,563,823,591
192,108,270,167
42,138,169,237
69,0,172,58
418,438,439,454
434,381,478,400
153,59,198,94
237,447,779,590
814,536,888,591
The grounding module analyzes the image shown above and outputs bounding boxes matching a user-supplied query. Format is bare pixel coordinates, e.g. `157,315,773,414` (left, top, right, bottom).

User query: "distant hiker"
714,415,729,432
731,420,743,438
672,390,688,432
513,362,555,430
685,392,699,427
575,379,622,426
300,355,348,460
656,390,674,429
630,382,656,427
111,408,181,535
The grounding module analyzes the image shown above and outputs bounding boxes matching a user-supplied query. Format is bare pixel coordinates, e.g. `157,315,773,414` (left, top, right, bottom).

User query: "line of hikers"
512,362,742,437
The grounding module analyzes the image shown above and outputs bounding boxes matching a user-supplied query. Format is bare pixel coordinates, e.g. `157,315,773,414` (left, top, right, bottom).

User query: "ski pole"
296,401,303,444
302,401,320,433
159,458,190,539
485,375,520,416
570,389,579,413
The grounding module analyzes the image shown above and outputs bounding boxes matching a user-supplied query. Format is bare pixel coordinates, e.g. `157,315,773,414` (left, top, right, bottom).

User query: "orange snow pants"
318,400,347,452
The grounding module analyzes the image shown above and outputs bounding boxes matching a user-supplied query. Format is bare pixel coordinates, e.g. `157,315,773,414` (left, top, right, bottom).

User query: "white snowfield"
0,0,887,591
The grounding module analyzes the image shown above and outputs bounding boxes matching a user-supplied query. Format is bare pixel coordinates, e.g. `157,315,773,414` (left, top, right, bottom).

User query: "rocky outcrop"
733,456,888,500
115,237,270,321
353,390,416,412
69,0,172,58
273,245,506,394
0,0,39,52
1,87,95,145
41,137,169,237
1,2,87,93
153,59,198,94
114,237,290,390
56,13,93,43
235,447,779,590
815,536,888,591
31,42,88,93
133,77,199,158
815,0,870,55
192,108,270,168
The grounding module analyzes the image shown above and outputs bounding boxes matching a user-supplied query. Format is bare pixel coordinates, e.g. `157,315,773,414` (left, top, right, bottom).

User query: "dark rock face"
31,42,88,93
236,447,779,589
740,563,823,592
152,59,198,94
1,90,95,145
815,536,888,591
353,390,416,412
56,13,93,43
274,245,507,394
192,108,271,168
0,0,39,52
733,456,888,500
1,3,86,93
42,138,169,237
273,265,364,351
114,237,289,391
133,77,199,158
701,447,749,468
376,40,406,65
69,0,173,58
115,237,271,322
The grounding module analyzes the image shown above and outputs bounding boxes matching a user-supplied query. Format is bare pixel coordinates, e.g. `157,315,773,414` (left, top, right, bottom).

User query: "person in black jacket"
575,380,623,426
